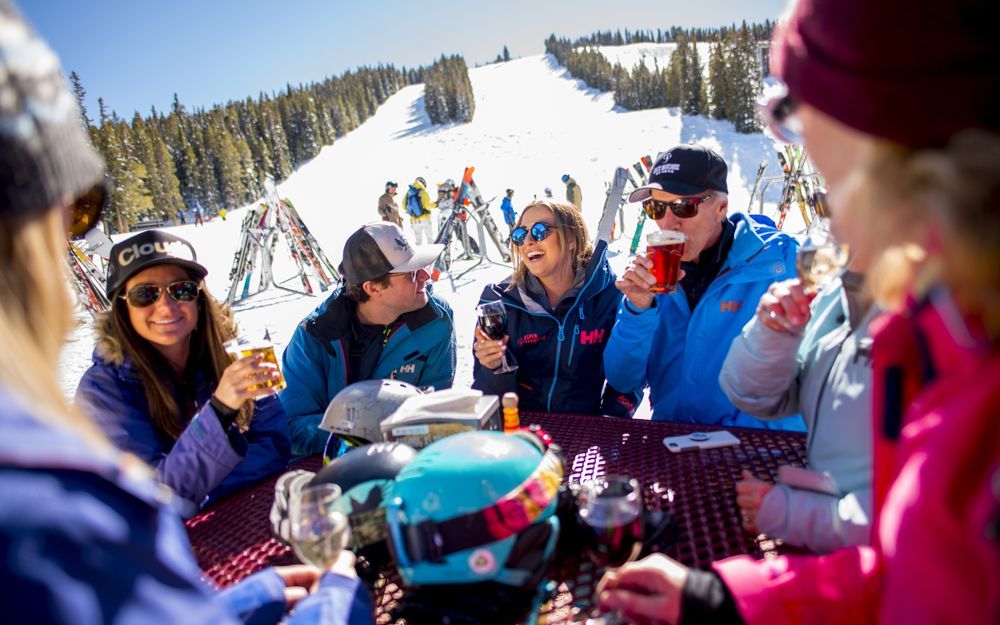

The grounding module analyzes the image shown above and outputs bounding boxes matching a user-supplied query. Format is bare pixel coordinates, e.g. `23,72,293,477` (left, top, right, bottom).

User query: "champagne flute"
797,217,850,289
289,483,350,570
476,301,518,374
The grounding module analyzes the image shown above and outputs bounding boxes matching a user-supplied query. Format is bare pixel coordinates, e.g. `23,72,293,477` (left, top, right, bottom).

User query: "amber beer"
646,230,686,293
223,338,287,392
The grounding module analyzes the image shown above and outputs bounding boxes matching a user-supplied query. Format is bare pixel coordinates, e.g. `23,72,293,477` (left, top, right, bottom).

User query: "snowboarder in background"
404,177,435,245
562,174,582,210
377,181,402,226
177,208,186,225
500,188,516,237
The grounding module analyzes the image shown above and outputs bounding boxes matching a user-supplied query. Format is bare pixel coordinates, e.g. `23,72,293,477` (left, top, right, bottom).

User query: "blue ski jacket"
472,240,639,417
280,287,456,456
500,197,516,226
605,213,805,430
0,385,372,625
76,318,291,510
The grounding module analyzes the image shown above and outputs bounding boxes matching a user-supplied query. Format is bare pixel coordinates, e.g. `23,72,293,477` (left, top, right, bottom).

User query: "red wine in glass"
476,301,518,374
577,475,645,568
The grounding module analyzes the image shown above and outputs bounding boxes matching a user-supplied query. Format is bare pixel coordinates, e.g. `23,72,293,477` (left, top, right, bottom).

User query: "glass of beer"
577,475,645,568
289,483,351,570
797,219,849,288
646,230,686,293
223,337,287,392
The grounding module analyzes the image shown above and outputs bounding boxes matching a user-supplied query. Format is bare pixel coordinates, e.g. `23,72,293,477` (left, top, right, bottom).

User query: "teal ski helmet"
386,430,563,589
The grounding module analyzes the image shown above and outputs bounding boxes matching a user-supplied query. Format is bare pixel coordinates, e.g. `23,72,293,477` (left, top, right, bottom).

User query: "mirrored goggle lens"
124,280,199,307
510,222,551,246
642,195,709,220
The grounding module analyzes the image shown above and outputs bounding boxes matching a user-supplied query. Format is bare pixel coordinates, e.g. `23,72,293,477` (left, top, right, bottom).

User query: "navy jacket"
279,287,456,456
76,317,291,509
472,240,638,417
0,385,372,625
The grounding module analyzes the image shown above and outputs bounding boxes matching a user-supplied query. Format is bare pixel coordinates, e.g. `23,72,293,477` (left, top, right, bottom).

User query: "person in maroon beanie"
593,0,1000,623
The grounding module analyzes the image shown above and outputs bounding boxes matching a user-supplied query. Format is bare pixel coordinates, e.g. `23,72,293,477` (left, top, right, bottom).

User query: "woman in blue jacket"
0,6,369,622
472,200,637,416
76,230,291,509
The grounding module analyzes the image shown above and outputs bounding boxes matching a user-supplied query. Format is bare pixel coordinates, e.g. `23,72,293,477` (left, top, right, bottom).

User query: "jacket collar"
307,286,446,345
490,240,612,315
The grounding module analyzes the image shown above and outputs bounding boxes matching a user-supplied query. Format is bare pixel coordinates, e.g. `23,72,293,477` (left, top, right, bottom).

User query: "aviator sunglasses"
121,280,201,308
510,221,554,246
642,192,716,220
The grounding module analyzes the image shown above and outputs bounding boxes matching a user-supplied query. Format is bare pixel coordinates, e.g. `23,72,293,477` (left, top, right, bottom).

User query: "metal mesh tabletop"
185,412,807,622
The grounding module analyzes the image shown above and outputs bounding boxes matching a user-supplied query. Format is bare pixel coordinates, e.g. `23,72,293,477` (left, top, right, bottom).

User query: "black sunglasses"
121,280,201,308
642,192,716,220
510,222,554,246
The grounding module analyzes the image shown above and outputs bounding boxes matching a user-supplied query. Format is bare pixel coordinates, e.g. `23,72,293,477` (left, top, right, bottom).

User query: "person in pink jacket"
594,0,1000,623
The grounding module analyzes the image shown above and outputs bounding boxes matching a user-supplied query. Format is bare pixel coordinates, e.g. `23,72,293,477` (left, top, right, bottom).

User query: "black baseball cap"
628,144,728,202
106,230,208,295
340,222,443,285
386,181,398,188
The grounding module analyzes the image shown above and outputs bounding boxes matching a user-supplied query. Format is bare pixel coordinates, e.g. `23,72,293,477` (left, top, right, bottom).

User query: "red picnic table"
185,411,807,623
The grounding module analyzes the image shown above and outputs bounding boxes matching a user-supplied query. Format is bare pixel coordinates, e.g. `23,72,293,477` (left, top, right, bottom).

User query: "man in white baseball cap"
279,222,456,456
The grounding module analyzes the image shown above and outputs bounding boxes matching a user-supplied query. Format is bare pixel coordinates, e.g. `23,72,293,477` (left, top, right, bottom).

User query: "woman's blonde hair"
838,130,1000,333
509,200,593,289
0,208,111,449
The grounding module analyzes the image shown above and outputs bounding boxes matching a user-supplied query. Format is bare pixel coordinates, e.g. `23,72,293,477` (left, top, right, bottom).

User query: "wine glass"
289,483,351,570
577,475,645,569
476,301,518,374
797,218,850,289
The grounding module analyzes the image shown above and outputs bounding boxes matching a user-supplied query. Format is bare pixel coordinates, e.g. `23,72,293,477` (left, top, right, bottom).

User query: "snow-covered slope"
60,53,802,419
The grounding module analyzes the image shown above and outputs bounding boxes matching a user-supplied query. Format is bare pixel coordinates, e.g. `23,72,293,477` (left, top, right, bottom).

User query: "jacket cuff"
216,568,285,623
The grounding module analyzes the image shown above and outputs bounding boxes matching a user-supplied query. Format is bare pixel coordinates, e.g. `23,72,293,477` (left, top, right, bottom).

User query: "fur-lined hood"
92,305,239,368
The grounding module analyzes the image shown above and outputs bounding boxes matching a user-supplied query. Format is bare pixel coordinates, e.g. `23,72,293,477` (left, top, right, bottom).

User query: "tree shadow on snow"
393,92,465,140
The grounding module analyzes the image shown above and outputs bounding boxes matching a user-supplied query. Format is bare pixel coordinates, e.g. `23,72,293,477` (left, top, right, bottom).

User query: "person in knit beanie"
0,2,375,624
595,0,1000,624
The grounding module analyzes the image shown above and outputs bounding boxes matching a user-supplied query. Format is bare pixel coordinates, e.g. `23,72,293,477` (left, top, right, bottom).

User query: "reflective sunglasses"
642,192,716,220
121,280,201,308
510,221,554,246
758,91,802,144
67,177,110,239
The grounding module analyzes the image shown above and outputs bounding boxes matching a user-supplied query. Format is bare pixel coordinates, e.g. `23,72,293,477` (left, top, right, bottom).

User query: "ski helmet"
415,176,426,188
561,174,570,183
386,430,563,589
320,379,423,457
505,188,514,196
310,442,418,573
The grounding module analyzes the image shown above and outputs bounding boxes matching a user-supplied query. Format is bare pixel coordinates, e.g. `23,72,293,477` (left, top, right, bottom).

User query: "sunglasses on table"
121,280,201,308
642,192,716,220
510,221,555,246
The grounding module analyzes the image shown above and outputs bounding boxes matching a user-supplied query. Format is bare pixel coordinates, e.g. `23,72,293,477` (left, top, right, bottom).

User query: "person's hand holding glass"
474,301,518,374
758,200,849,335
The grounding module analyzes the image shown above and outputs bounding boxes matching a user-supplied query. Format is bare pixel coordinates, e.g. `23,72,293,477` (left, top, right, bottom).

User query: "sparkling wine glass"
797,218,850,289
289,483,350,570
477,301,518,374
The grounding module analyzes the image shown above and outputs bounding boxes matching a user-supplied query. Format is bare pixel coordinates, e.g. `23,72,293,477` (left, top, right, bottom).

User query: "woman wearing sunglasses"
472,201,638,417
75,230,291,509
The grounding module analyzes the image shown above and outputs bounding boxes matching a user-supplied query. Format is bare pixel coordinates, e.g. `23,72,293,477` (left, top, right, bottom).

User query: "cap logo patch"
116,240,191,266
394,236,411,252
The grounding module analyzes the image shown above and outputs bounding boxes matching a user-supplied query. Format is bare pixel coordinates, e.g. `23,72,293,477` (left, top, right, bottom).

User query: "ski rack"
452,196,512,280
67,240,110,318
225,180,340,306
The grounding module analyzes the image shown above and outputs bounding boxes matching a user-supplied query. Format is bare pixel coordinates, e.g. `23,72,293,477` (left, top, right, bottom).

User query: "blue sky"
23,0,786,120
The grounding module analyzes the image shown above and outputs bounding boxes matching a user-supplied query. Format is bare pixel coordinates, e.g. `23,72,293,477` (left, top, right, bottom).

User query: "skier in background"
404,177,435,245
500,188,516,238
194,204,204,226
562,174,582,210
377,181,402,226
544,186,554,199
178,208,186,225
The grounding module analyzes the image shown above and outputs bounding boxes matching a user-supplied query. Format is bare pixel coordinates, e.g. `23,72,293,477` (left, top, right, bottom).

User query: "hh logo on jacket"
720,300,742,313
580,328,606,345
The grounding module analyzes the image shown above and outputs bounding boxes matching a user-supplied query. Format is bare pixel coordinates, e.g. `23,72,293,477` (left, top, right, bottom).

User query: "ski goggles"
121,280,201,308
510,222,554,246
642,192,716,220
758,90,803,144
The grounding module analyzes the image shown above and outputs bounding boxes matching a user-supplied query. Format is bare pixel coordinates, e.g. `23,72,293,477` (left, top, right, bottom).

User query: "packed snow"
60,50,806,420
595,42,714,75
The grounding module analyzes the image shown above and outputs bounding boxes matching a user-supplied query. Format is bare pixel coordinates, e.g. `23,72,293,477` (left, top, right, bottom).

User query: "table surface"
185,412,807,623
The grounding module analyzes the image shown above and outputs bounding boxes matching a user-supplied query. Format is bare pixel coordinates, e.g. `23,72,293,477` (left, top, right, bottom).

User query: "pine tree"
707,37,730,120
68,71,92,130
683,37,705,115
502,45,511,62
727,24,763,133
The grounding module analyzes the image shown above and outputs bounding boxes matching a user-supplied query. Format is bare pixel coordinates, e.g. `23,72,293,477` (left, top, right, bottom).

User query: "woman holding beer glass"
472,201,637,417
76,230,290,508
596,0,1000,622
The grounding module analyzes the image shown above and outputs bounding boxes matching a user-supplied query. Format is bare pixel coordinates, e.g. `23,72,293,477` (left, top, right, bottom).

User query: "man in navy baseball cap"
604,143,803,431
